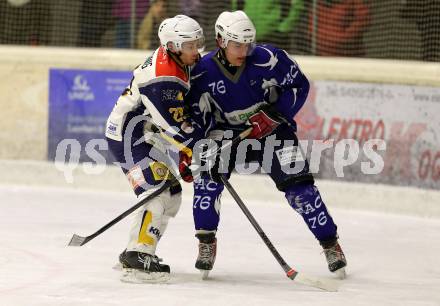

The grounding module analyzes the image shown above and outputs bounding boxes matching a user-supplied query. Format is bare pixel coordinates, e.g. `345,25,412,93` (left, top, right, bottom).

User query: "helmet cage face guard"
180,37,205,53
225,40,256,57
171,29,205,53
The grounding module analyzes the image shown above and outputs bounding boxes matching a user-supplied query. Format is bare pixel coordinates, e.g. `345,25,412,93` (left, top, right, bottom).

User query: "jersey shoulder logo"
254,46,278,71
141,54,154,69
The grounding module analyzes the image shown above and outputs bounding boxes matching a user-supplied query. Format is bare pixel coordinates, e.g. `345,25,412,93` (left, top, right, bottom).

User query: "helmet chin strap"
216,48,239,74
167,50,193,78
168,50,184,67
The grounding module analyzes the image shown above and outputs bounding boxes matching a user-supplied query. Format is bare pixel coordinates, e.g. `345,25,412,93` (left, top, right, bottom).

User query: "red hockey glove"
178,151,194,183
248,109,282,139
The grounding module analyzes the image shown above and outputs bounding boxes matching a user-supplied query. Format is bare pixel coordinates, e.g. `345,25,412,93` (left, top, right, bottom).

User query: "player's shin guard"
121,189,176,283
192,179,223,278
285,183,346,274
193,177,224,232
126,199,164,255
285,183,337,241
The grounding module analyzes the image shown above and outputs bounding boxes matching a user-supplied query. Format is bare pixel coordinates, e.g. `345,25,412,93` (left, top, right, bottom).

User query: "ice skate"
111,250,129,271
195,233,217,279
119,250,170,283
320,238,347,279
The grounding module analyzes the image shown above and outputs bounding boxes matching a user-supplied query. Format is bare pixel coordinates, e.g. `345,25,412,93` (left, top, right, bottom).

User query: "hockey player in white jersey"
105,15,205,283
181,11,347,279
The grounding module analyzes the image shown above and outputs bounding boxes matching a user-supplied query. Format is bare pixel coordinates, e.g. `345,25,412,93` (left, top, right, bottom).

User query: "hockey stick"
68,127,253,247
220,176,339,292
68,179,175,246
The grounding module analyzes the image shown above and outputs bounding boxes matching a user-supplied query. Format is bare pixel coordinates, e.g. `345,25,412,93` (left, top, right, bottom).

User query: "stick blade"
293,272,340,292
68,234,89,246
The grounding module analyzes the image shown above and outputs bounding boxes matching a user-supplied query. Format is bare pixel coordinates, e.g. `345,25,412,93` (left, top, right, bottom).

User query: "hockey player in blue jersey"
105,15,205,283
180,11,347,279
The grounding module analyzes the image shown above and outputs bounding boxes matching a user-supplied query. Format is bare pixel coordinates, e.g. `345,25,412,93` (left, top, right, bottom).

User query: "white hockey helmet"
158,15,205,53
215,10,256,49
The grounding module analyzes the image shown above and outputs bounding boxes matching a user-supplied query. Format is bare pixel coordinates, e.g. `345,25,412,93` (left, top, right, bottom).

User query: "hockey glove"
247,107,282,139
178,151,194,183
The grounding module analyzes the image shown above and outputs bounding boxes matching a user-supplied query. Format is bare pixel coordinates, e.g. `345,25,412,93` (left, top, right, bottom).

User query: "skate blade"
334,268,346,280
199,270,210,280
120,268,170,284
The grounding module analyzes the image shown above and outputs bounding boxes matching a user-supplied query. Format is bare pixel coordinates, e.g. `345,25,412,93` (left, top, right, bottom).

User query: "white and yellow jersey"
105,46,201,154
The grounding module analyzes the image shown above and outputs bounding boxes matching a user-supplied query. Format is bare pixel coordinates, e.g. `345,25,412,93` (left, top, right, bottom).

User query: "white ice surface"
1,181,440,306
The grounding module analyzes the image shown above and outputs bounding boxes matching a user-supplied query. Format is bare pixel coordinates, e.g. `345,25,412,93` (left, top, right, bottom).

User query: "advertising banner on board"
296,81,440,189
48,68,132,163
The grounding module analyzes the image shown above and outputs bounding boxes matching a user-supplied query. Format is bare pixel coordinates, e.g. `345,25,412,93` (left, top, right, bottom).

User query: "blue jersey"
186,44,310,133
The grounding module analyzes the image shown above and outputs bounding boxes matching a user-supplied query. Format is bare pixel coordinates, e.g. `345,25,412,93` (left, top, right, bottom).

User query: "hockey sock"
193,177,224,231
285,183,338,242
